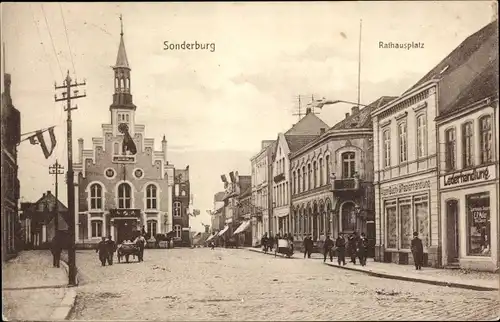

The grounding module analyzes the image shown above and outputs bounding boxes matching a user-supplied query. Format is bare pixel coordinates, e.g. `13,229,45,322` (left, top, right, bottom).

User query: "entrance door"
446,200,459,263
117,220,134,243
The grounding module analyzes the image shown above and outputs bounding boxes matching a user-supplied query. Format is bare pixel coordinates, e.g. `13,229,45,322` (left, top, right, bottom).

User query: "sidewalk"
2,250,77,321
245,247,499,291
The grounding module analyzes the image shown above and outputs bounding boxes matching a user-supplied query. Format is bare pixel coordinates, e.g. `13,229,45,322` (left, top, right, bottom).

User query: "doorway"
446,200,459,263
116,220,135,243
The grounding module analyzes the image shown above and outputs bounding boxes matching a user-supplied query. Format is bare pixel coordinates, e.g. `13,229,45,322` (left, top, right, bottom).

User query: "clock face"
134,169,144,179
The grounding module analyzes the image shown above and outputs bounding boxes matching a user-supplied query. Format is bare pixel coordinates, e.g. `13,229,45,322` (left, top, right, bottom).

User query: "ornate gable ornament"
345,139,352,147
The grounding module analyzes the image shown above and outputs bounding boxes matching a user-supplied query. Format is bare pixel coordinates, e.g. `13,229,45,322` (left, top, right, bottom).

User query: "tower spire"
120,14,124,37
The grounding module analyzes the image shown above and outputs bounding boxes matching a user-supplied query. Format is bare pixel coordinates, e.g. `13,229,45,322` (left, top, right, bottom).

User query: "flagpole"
357,19,362,107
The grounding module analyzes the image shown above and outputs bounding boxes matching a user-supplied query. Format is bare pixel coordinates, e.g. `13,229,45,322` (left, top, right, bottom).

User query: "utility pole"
55,70,86,286
49,160,64,232
292,95,304,121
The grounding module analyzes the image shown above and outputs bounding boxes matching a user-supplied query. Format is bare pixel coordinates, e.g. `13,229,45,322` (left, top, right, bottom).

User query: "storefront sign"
109,208,141,218
112,155,136,163
381,179,431,196
442,166,494,188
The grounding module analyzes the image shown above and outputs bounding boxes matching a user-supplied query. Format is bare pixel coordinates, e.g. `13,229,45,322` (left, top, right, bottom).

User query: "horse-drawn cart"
117,243,140,263
275,238,294,258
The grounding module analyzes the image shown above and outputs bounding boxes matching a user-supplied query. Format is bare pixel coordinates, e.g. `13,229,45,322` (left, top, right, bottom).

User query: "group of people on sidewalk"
96,236,117,266
259,230,425,270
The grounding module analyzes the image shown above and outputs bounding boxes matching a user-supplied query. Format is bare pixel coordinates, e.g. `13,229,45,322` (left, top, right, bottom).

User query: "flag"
221,174,227,183
28,127,57,159
229,171,235,183
118,123,137,155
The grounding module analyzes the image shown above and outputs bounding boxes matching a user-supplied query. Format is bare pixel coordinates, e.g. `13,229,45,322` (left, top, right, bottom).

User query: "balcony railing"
331,178,360,191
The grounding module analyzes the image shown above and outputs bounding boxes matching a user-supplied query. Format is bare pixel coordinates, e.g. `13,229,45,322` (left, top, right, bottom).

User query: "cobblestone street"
69,248,499,321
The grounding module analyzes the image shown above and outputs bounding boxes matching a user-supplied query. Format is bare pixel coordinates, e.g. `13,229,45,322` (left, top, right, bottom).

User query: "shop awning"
233,220,251,235
205,234,216,242
218,225,229,236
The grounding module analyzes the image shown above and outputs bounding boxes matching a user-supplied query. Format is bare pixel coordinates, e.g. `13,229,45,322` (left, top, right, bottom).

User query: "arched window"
342,152,356,178
341,202,356,232
416,115,427,158
319,204,325,235
445,128,456,171
174,224,182,238
295,209,299,236
146,184,158,209
118,183,132,209
462,122,474,168
307,164,312,190
90,184,102,210
319,158,324,186
313,161,317,188
302,166,306,192
147,220,157,238
173,201,182,217
325,155,330,181
398,122,408,163
115,77,119,91
292,171,296,194
479,115,492,164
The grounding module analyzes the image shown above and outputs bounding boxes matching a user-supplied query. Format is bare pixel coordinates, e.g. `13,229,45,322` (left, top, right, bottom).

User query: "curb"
49,289,77,321
247,248,297,259
323,262,499,292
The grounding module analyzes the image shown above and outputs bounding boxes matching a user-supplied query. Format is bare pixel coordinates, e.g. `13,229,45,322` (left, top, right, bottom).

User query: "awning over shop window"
206,234,216,242
217,225,229,236
233,220,251,235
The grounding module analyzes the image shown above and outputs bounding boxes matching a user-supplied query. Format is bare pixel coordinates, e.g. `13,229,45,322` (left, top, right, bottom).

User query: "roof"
404,20,498,95
332,96,397,130
115,34,130,68
284,111,329,136
285,134,320,153
21,191,70,224
441,55,498,117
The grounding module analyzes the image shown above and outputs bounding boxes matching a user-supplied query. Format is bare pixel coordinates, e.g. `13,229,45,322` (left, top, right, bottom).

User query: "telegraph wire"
59,3,77,79
41,4,64,79
29,4,56,82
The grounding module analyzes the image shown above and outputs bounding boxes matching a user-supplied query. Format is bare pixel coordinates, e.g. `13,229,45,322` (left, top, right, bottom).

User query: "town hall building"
73,23,181,247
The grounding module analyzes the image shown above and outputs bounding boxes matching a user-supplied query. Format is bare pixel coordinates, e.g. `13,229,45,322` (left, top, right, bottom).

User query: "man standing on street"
335,233,346,266
303,234,313,259
105,236,117,265
134,233,146,262
348,233,358,264
357,232,369,266
411,231,424,270
50,231,62,268
96,237,107,266
323,235,334,262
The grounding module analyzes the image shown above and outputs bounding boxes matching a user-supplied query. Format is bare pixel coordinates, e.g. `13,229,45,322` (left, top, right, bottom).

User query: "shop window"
399,199,412,249
342,152,356,178
341,202,356,232
416,114,427,158
462,122,474,168
398,122,408,163
146,184,158,209
118,183,132,208
385,201,397,248
445,128,456,171
174,224,182,239
383,129,391,167
479,116,492,164
91,220,102,238
466,192,491,256
414,196,429,248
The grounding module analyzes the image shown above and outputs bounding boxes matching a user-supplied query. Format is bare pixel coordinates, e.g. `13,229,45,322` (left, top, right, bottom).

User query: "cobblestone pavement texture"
69,248,500,321
248,247,499,289
2,250,69,321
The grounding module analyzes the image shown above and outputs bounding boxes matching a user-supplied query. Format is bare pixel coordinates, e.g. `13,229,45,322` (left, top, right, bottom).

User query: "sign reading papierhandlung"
110,209,141,218
442,165,495,188
381,180,431,196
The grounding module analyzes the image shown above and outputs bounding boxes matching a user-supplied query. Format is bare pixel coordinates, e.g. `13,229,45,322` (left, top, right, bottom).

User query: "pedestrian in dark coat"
348,233,358,264
96,237,107,266
135,234,146,262
50,232,62,268
105,236,117,265
288,233,294,253
357,232,369,266
261,233,269,252
335,233,347,266
411,231,424,270
323,236,334,262
303,235,313,258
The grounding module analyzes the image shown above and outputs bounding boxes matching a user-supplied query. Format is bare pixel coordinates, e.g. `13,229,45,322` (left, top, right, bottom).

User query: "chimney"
351,106,359,115
306,107,312,115
345,112,350,119
78,138,84,163
320,128,326,134
47,190,51,195
162,135,167,162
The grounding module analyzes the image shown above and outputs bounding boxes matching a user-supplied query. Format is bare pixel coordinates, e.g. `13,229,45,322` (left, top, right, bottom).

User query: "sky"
2,1,495,232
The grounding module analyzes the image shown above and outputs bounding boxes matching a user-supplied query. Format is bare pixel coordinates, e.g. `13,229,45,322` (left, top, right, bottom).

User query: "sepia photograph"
1,1,499,321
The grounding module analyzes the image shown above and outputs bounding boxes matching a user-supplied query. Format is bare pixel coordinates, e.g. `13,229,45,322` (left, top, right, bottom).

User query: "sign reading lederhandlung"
381,179,431,196
443,167,490,187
